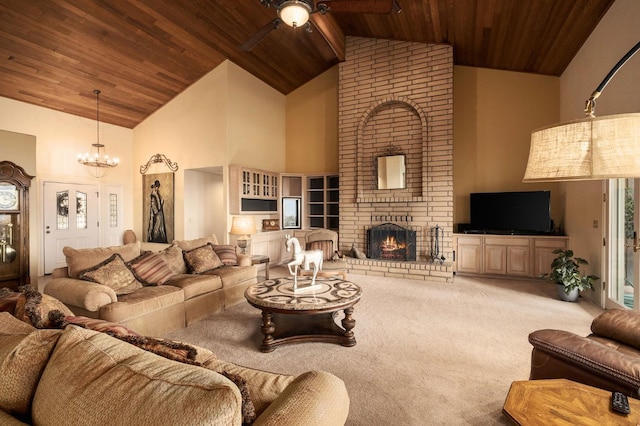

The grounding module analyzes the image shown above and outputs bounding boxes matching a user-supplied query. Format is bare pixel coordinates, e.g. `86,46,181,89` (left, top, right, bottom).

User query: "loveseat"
529,309,640,398
0,311,350,425
44,234,257,336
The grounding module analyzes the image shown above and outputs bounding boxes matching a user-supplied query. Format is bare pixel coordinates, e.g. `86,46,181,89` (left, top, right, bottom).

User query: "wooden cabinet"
484,237,531,277
454,234,567,279
251,230,289,265
0,161,34,290
306,174,339,230
534,238,569,277
230,166,279,214
455,236,482,274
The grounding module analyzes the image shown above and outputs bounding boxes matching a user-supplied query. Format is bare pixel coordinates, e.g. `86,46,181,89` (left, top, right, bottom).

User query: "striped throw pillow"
128,252,175,285
213,245,238,266
307,240,333,261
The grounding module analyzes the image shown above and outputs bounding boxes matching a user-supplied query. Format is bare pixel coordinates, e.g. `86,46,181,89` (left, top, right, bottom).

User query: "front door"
43,182,99,274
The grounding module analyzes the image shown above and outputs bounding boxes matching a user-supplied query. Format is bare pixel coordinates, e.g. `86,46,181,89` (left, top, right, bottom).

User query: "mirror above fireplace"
377,155,406,190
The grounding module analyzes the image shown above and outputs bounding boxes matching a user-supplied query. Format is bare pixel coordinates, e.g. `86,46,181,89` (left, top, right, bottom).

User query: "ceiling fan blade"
316,0,396,14
240,18,281,52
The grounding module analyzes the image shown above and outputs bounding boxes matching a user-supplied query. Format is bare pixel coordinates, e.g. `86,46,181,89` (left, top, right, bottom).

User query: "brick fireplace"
338,37,454,282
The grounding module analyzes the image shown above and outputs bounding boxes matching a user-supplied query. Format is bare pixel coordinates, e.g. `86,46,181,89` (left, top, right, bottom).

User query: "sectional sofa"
43,234,257,337
0,310,350,425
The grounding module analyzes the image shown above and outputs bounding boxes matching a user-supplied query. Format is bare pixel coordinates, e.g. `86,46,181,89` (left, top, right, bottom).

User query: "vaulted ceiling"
0,0,615,129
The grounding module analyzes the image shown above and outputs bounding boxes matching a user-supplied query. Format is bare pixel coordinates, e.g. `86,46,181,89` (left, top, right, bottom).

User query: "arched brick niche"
356,97,427,201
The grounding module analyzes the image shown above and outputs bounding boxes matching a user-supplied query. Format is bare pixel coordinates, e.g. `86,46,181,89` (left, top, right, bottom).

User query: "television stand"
453,233,569,278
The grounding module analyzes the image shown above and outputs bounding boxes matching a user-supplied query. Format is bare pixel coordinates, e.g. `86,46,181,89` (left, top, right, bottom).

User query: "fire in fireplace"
367,223,417,261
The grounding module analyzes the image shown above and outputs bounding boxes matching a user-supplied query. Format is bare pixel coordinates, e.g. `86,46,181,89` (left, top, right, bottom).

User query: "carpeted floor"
166,268,604,425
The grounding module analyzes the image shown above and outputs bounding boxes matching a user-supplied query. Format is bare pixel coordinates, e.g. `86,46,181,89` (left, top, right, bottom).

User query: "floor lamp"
523,40,640,182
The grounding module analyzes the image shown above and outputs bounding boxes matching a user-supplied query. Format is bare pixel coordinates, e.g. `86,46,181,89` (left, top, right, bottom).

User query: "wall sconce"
230,216,257,254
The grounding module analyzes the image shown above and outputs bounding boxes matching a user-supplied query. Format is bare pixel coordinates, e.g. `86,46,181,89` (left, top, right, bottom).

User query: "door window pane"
109,193,118,227
76,192,87,230
56,191,69,230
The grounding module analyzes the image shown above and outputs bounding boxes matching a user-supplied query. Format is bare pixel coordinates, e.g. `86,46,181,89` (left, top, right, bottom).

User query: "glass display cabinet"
0,161,34,290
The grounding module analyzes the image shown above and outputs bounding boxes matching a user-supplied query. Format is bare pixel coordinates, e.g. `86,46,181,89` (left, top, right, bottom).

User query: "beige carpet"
166,268,604,425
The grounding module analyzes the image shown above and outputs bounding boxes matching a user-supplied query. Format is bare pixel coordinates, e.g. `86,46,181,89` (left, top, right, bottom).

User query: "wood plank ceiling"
0,0,615,129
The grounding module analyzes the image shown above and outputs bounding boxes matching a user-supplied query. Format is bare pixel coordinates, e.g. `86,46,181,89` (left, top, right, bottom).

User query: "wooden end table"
251,255,270,279
503,379,640,425
244,276,362,352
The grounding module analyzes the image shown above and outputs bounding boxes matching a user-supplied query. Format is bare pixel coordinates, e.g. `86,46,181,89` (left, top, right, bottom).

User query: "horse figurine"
285,235,323,292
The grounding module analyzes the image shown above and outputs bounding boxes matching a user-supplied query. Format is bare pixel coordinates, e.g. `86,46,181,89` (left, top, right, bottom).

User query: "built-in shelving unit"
306,174,339,231
230,166,278,214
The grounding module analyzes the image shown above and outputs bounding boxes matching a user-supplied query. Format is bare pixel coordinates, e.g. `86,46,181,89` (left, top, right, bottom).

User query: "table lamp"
230,216,256,254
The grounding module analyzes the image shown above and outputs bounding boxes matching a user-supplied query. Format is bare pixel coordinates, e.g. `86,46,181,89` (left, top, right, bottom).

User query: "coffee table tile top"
244,277,361,311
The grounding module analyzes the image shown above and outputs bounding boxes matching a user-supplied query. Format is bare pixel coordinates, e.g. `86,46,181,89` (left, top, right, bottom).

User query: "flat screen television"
469,191,551,234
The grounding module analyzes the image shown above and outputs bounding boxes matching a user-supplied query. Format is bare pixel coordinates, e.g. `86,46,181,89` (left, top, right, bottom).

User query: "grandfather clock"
0,161,34,290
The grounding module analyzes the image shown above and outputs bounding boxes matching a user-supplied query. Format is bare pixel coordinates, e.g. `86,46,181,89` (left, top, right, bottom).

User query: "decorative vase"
557,284,579,302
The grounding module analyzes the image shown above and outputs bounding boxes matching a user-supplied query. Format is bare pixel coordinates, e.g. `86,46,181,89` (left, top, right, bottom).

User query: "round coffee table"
244,276,362,352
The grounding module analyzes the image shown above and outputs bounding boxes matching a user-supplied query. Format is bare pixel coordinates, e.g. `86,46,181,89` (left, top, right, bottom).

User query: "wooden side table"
503,379,640,425
251,255,270,279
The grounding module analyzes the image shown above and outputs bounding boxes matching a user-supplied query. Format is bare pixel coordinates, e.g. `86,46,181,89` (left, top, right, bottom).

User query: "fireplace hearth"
368,223,417,261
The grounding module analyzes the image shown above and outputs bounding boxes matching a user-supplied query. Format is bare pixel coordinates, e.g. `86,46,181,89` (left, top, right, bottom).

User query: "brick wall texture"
338,37,454,282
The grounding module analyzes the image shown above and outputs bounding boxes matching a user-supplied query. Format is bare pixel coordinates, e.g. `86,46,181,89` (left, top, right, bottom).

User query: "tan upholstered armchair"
528,309,640,398
301,229,348,279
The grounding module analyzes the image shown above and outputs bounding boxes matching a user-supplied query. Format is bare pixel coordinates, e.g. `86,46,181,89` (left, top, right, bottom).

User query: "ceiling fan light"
278,0,311,28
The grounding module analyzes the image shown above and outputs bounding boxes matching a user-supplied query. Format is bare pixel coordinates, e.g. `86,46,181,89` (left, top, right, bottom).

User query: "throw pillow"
13,286,74,328
156,244,188,275
0,323,61,420
213,245,238,266
65,316,141,337
63,241,141,278
112,334,200,365
174,234,219,251
183,244,223,274
222,371,256,426
128,252,175,285
0,287,20,313
79,253,143,295
307,240,333,261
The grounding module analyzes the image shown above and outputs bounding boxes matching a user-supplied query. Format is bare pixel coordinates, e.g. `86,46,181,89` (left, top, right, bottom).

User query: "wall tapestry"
142,172,174,243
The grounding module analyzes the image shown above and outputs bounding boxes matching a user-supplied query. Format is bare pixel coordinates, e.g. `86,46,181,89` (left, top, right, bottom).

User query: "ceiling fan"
240,0,402,52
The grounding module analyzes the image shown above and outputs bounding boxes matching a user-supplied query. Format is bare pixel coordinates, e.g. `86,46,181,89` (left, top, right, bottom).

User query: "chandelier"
77,89,119,178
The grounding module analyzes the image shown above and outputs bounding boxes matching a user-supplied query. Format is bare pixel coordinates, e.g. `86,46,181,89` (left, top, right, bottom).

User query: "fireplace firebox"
367,223,416,261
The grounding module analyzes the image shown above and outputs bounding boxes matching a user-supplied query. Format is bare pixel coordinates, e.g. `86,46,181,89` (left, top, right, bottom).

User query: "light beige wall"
559,0,640,306
285,66,339,174
227,61,286,171
0,97,135,276
453,66,561,228
133,60,286,241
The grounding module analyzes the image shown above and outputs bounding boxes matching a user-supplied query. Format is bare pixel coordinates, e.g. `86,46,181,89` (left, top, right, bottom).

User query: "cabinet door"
456,237,482,273
534,238,568,277
507,245,530,276
484,245,507,275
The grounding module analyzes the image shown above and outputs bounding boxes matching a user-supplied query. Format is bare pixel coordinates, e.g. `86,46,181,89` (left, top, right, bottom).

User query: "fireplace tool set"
429,225,446,264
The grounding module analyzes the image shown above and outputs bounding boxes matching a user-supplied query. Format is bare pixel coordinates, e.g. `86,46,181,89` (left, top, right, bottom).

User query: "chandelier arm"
585,40,640,117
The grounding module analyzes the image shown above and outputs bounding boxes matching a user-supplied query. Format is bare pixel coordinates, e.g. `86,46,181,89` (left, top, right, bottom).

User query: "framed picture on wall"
142,172,174,243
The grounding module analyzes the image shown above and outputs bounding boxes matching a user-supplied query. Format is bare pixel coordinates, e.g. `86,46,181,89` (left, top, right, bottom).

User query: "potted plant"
542,248,599,302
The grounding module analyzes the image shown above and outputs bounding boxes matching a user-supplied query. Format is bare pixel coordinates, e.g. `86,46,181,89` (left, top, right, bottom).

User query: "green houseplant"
542,248,599,302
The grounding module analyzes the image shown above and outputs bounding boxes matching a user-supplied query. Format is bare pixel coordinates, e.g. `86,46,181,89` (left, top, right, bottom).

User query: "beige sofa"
0,312,350,425
44,234,257,337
